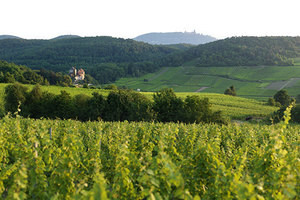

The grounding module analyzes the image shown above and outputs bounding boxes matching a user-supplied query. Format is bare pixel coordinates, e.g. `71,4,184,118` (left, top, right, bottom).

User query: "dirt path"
149,67,169,81
266,78,300,90
195,87,209,92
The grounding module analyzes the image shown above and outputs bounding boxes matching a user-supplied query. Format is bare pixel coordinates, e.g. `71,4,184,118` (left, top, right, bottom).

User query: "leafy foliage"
0,60,45,84
0,117,298,199
273,89,292,107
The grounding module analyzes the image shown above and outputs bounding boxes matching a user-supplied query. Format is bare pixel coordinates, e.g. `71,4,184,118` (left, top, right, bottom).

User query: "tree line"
162,36,300,67
4,83,226,124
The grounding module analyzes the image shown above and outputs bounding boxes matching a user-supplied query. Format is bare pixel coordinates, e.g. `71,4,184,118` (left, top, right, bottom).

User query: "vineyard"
0,112,299,199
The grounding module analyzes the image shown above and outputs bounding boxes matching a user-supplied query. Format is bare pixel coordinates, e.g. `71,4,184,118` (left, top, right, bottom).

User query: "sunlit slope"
115,62,300,100
0,83,277,119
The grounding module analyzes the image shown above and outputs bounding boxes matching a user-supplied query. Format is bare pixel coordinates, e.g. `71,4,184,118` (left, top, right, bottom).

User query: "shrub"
224,85,236,96
273,90,291,107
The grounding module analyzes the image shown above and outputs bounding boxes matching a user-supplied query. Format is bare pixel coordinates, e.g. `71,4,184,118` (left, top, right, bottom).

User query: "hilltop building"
69,67,85,82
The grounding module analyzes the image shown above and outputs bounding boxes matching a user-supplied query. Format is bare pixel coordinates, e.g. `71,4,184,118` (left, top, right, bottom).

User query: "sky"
1,0,300,40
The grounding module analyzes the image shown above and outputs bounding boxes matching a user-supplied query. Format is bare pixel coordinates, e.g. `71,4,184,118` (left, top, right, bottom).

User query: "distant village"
69,67,85,82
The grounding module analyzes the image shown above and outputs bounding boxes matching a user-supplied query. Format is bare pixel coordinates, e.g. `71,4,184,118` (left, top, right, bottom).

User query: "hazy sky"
1,0,299,39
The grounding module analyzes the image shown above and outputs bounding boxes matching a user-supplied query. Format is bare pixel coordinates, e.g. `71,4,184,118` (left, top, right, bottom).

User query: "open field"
114,64,300,100
0,83,277,120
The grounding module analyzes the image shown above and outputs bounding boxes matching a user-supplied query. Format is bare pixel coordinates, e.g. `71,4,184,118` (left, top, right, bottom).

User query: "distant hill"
51,35,81,40
0,36,182,83
0,35,21,40
133,32,217,45
163,36,300,67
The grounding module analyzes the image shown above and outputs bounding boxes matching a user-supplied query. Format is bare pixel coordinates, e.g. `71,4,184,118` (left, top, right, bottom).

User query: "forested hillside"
1,36,300,85
0,37,181,83
0,60,45,84
163,36,300,67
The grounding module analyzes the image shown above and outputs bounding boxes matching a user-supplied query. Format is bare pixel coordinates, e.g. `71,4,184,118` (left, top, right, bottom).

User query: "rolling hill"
133,31,216,45
51,35,81,40
1,36,300,92
0,35,21,40
162,36,300,67
0,36,183,83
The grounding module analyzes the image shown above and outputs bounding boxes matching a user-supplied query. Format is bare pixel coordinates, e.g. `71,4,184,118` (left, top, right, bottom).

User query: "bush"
224,85,236,96
268,97,281,107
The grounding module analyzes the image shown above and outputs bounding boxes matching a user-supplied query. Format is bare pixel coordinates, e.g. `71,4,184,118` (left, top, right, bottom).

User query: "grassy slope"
0,83,277,119
114,61,300,100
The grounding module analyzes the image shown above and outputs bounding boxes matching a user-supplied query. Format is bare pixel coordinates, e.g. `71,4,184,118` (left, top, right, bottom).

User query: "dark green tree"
52,91,74,119
23,84,43,117
4,83,28,114
87,92,106,121
183,96,211,123
4,72,15,83
152,88,184,122
73,94,90,121
224,85,236,96
104,89,153,122
273,90,291,107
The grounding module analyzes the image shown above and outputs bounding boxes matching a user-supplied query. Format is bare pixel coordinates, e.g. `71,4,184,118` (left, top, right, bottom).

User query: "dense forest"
0,37,182,83
0,61,78,86
1,36,300,84
162,36,300,67
0,60,45,84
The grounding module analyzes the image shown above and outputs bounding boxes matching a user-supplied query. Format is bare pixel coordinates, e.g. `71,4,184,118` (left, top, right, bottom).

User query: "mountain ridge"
0,35,22,40
133,32,217,45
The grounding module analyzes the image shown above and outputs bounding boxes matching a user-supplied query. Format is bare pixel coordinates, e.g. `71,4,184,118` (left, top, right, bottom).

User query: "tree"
104,89,153,122
52,91,74,119
273,90,291,107
4,83,28,114
152,88,184,122
23,84,43,117
88,92,106,121
224,85,236,96
183,96,211,123
4,72,15,83
73,94,90,121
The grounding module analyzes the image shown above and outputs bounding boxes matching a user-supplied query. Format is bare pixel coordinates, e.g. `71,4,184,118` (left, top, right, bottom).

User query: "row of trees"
4,84,226,124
